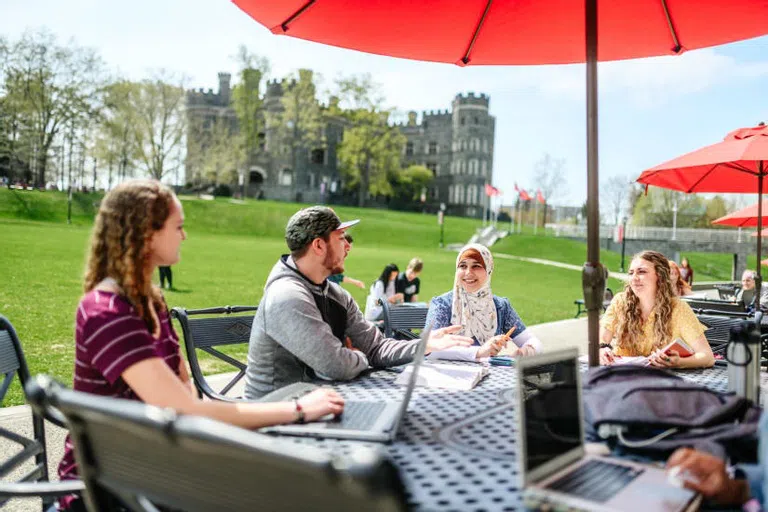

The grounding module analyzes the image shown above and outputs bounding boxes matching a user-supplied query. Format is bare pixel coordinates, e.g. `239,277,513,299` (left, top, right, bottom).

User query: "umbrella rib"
280,0,316,32
461,0,493,65
660,0,682,53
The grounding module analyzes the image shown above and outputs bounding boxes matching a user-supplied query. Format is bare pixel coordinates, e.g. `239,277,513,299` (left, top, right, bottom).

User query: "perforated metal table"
278,364,768,512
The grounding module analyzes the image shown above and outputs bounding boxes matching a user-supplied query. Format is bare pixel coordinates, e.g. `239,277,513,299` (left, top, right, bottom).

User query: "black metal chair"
25,375,409,512
379,300,428,339
683,298,745,315
170,306,257,402
0,315,84,510
713,283,740,302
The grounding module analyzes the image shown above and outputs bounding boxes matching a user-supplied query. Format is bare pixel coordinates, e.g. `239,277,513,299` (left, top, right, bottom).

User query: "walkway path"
492,252,629,280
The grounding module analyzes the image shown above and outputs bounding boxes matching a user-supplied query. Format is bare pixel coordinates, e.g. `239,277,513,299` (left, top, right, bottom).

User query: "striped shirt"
57,290,181,508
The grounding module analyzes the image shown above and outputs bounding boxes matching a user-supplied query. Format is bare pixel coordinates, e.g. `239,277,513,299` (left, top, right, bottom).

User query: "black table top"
275,363,768,512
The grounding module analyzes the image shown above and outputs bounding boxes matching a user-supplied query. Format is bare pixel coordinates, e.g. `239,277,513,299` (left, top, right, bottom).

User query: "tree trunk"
358,155,371,208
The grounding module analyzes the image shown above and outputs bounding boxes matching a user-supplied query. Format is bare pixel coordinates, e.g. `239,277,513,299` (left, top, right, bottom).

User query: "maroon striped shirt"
57,290,181,508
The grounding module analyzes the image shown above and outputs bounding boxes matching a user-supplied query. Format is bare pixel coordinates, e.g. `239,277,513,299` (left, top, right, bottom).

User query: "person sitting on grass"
56,180,345,512
364,263,405,321
327,233,365,290
395,257,423,303
244,206,473,399
599,250,714,368
425,243,543,361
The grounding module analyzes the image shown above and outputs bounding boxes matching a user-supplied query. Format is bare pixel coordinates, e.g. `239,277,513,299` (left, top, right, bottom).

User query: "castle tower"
218,72,231,106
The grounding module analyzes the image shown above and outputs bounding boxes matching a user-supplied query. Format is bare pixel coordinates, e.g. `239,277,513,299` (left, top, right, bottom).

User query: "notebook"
395,361,488,390
261,326,431,443
518,349,700,512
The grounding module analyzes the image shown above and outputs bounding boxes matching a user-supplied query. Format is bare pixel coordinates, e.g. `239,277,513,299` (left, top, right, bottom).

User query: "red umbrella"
235,0,768,365
233,1,768,65
713,201,768,228
638,124,768,307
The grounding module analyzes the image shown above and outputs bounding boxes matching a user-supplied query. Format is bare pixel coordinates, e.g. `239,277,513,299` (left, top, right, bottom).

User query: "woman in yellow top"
599,250,714,368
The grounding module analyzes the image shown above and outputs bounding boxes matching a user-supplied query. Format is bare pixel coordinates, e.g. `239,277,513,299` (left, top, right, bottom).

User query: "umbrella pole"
758,164,764,310
583,0,605,367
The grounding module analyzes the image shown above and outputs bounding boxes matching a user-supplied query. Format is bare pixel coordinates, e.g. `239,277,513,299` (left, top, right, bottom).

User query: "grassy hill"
0,187,742,404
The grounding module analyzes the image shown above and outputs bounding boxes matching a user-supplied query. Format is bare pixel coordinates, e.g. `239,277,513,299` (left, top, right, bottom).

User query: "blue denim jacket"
425,291,527,345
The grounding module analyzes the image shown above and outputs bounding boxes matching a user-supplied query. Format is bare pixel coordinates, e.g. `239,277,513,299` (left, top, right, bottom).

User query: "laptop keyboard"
545,459,644,503
334,401,388,430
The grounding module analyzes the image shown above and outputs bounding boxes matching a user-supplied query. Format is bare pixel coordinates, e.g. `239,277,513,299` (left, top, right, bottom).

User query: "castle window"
257,132,266,151
311,148,325,164
428,141,438,155
470,159,478,175
460,117,465,126
461,139,467,151
280,168,293,186
474,116,479,124
472,138,480,151
426,162,437,176
405,142,414,156
481,160,488,176
483,139,489,153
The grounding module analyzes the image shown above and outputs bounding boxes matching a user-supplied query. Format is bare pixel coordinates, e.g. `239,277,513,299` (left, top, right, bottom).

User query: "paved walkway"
492,252,629,280
0,315,591,511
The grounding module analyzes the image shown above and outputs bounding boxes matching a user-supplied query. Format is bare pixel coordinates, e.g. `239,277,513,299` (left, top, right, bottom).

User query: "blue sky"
2,0,767,206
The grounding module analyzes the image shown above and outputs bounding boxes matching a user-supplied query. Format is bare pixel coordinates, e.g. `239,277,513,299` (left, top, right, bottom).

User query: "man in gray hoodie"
245,206,472,399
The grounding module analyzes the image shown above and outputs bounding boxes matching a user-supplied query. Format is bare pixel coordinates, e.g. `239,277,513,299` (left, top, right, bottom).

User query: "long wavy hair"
614,250,676,353
668,260,692,296
84,179,175,336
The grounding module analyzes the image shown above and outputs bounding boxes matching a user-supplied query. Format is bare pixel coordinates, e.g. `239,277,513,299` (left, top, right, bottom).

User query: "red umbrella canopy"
636,124,768,193
233,0,768,65
713,201,768,228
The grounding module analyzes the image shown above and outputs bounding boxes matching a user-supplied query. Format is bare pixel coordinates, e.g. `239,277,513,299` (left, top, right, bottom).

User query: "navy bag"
582,365,761,463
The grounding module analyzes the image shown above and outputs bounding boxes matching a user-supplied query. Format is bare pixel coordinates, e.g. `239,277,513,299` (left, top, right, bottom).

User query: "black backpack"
582,365,761,463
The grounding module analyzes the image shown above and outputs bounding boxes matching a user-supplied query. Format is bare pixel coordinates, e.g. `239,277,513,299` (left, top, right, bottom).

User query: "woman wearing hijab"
424,243,542,361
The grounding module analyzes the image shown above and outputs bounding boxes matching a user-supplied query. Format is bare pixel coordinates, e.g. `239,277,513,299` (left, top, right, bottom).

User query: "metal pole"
620,219,627,273
756,166,764,311
583,0,605,367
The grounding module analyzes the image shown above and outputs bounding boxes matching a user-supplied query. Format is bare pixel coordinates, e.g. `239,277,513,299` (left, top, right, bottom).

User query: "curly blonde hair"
613,250,676,354
84,179,175,336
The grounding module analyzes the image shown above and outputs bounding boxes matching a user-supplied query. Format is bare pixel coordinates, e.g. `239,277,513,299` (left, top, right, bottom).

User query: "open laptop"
517,349,700,512
262,326,430,443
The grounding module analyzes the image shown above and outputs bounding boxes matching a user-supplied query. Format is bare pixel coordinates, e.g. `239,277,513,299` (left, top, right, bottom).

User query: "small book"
394,362,489,390
660,338,695,358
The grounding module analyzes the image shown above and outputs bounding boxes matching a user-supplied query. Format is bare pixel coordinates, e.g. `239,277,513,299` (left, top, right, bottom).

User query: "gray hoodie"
245,255,420,399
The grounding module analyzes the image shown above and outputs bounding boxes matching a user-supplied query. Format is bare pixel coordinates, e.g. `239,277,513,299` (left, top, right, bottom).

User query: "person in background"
735,269,768,312
158,265,173,290
425,243,543,361
599,250,714,368
328,233,365,290
679,257,694,285
395,257,423,303
669,260,693,297
364,263,404,321
57,181,345,511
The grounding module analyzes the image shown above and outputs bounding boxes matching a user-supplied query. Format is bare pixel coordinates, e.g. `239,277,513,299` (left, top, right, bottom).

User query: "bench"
171,305,257,401
379,300,429,339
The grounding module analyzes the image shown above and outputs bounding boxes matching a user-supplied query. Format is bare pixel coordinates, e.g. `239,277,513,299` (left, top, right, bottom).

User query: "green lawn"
0,189,716,405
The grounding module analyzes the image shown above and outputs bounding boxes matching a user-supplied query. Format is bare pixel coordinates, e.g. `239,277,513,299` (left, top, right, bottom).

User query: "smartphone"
661,338,695,358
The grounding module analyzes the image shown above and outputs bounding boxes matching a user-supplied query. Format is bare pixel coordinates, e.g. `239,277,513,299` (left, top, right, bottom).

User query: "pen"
503,326,516,341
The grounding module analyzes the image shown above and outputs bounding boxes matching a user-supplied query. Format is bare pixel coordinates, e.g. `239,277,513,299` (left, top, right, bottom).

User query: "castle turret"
218,72,231,106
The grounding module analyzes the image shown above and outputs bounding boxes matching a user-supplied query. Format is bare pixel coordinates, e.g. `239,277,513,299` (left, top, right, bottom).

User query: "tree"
631,188,705,227
0,29,105,186
93,80,140,189
532,153,567,226
186,116,244,187
389,164,433,209
266,69,323,191
127,72,186,180
601,174,631,225
231,46,270,195
335,75,406,206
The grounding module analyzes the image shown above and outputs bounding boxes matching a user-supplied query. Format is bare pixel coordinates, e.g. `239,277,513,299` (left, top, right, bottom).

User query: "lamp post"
620,216,628,273
438,202,446,248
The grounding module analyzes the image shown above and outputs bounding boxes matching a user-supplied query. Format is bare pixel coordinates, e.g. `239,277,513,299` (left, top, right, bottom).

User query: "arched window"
483,139,489,153
457,185,465,204
472,138,480,151
481,160,487,176
449,185,454,203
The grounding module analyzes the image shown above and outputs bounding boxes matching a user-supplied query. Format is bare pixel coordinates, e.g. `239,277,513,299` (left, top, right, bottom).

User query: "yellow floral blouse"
600,292,707,356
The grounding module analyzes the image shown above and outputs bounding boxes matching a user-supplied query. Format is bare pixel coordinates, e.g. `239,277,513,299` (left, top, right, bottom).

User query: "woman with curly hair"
668,260,693,296
57,180,344,511
599,250,713,368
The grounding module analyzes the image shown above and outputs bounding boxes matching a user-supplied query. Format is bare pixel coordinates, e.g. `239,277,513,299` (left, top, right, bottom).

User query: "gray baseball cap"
285,206,360,251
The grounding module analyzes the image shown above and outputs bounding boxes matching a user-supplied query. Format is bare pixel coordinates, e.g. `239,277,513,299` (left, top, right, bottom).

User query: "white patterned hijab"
451,243,497,343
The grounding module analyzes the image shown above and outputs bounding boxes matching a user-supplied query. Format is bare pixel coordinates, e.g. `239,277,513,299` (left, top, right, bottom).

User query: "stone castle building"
185,73,495,217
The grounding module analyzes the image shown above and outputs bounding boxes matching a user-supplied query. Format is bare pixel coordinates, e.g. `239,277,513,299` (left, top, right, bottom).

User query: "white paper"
395,362,489,390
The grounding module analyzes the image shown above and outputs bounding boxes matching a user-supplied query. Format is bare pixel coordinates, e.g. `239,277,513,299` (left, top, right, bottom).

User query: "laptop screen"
521,355,582,475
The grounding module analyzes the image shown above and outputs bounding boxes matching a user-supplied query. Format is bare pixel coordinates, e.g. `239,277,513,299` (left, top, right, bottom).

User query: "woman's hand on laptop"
426,325,473,354
666,448,750,506
298,388,345,422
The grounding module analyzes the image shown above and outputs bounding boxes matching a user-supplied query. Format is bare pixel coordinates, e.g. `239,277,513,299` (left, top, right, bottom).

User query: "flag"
484,184,501,197
536,189,545,204
519,189,532,201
